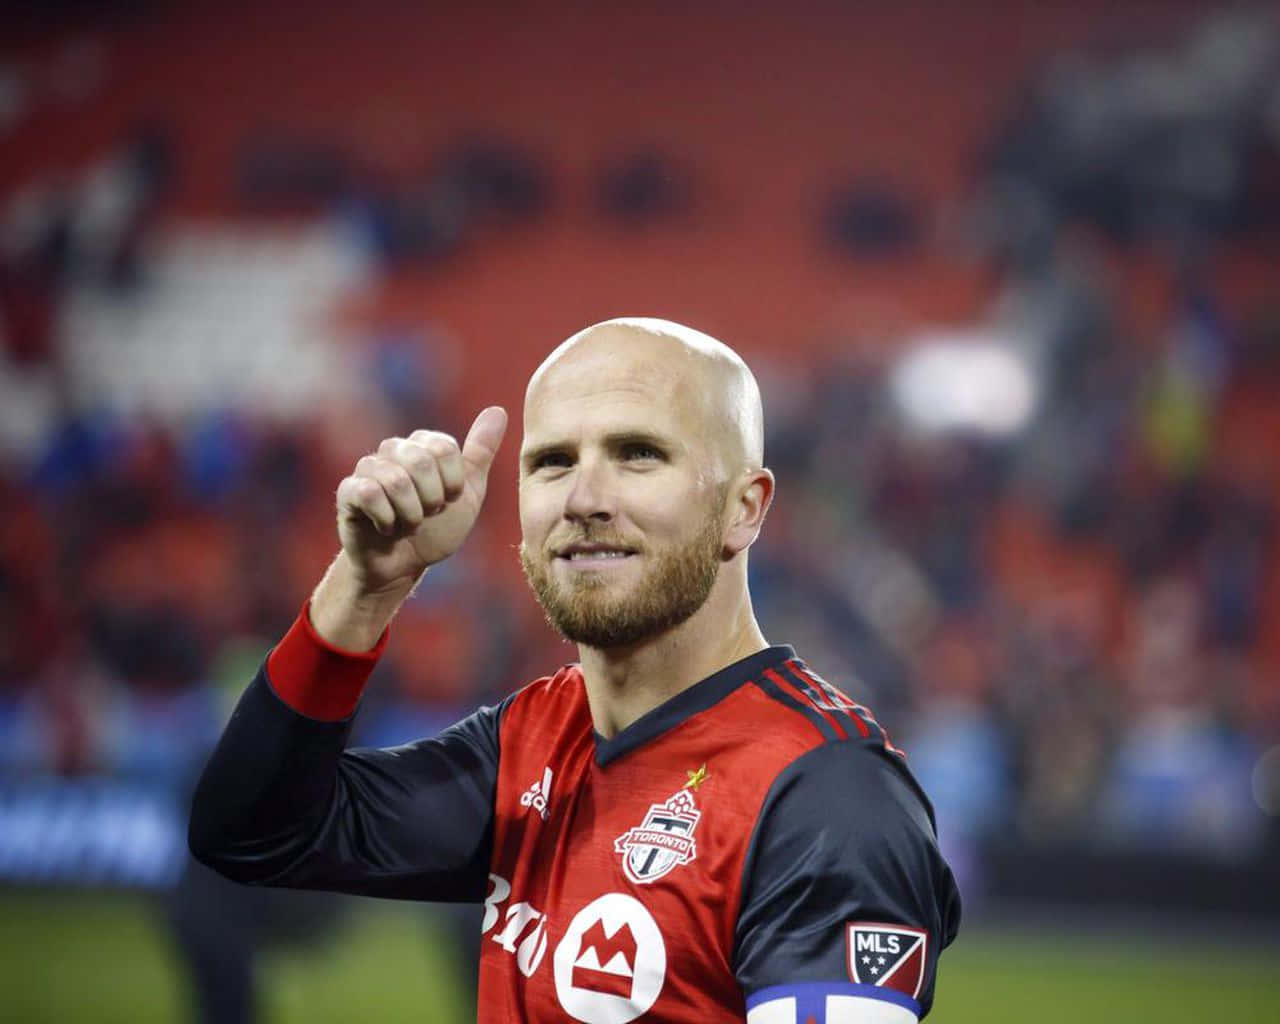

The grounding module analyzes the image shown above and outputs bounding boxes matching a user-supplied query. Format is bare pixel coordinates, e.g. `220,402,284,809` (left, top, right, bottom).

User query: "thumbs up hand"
334,406,509,593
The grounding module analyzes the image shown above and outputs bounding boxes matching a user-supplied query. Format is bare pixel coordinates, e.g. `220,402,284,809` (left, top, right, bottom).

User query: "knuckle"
425,437,459,459
354,477,384,503
405,457,434,482
386,466,416,495
396,443,435,476
407,430,456,455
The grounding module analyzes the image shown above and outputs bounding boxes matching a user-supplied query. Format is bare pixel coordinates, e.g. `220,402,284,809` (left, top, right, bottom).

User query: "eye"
622,443,663,462
532,451,572,470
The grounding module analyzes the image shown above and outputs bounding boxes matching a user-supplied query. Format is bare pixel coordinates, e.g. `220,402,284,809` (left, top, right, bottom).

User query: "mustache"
547,528,642,552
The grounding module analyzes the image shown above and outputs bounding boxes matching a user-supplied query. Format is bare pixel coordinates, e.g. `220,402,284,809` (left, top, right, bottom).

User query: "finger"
377,436,406,458
391,439,448,513
404,432,465,502
461,406,508,487
359,455,424,529
337,474,396,536
406,429,456,449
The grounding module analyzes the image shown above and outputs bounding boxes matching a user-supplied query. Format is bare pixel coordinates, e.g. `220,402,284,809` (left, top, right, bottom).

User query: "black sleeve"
735,740,961,1020
188,665,507,902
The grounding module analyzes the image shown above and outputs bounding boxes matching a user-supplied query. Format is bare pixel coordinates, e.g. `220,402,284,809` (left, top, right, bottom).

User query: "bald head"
525,317,764,476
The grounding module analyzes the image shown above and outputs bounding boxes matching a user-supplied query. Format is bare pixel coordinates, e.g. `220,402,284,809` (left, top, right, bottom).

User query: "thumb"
461,406,508,488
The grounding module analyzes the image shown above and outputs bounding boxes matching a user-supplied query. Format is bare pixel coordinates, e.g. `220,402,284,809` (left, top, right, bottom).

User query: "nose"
563,456,615,524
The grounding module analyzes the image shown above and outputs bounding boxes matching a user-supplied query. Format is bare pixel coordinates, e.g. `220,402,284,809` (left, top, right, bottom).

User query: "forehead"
522,334,712,444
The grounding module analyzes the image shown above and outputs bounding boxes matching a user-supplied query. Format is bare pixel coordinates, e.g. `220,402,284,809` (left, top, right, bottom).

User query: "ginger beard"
519,494,727,649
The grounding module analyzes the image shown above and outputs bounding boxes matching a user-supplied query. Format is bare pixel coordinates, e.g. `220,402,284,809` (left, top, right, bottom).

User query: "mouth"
556,543,638,565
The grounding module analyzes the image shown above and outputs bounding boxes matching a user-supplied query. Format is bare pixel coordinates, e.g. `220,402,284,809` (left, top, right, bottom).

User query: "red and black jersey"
190,608,960,1023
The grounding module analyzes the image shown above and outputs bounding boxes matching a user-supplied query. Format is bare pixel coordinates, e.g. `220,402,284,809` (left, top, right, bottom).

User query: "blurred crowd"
2,7,1279,897
758,285,1280,866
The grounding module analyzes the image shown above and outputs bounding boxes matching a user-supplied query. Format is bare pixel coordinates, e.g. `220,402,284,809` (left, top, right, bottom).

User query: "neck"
576,571,768,738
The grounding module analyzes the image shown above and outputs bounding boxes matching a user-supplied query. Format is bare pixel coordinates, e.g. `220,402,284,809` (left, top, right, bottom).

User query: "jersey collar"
592,644,796,767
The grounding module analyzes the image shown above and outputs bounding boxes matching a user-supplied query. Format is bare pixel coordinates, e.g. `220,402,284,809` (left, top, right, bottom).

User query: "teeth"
568,550,629,560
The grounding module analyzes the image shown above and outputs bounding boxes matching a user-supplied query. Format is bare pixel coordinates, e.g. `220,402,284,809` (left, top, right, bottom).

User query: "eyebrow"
520,430,677,471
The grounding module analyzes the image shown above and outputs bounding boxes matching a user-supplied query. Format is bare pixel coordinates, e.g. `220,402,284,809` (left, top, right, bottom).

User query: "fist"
335,406,508,591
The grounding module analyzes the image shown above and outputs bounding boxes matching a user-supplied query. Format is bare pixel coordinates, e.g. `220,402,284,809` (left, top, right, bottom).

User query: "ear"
723,468,774,557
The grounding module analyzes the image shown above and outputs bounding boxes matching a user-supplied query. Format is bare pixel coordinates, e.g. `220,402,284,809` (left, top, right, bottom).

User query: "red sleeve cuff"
265,600,389,721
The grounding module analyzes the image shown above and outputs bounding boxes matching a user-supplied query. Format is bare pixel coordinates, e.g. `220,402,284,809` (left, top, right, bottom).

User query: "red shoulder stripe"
788,661,908,759
763,667,848,741
749,675,839,743
784,661,871,739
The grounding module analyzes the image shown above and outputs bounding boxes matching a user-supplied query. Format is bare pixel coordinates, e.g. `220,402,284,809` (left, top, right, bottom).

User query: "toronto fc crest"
614,788,701,885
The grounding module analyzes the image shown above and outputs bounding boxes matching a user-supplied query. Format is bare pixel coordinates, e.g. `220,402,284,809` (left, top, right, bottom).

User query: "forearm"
188,602,387,885
188,667,501,900
187,668,355,885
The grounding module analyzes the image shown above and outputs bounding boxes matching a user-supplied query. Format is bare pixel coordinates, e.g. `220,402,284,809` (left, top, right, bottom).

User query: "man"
190,317,961,1023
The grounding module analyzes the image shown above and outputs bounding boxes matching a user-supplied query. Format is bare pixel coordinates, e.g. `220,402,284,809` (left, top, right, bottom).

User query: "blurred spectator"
596,148,693,223
236,133,350,212
823,179,921,257
437,139,551,224
1099,577,1265,856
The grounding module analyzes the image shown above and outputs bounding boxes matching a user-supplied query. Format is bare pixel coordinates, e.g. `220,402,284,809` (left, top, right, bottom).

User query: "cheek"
628,482,708,536
517,486,555,541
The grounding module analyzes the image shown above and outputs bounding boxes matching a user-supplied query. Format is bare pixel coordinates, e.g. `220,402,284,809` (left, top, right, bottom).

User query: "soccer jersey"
190,608,960,1023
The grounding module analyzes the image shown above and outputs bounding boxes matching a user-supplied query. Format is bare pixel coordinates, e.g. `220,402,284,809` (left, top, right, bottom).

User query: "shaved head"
525,317,764,477
518,316,773,649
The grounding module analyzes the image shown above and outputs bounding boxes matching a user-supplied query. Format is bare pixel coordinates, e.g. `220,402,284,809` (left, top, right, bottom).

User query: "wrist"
310,552,423,652
268,598,388,720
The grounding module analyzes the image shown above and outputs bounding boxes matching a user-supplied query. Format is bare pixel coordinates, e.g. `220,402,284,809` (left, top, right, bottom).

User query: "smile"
555,544,638,567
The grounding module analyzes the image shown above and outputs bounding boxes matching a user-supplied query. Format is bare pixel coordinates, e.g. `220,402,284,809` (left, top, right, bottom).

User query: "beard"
519,505,725,649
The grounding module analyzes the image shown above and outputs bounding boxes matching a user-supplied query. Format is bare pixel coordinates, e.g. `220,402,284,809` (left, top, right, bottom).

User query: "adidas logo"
519,766,553,820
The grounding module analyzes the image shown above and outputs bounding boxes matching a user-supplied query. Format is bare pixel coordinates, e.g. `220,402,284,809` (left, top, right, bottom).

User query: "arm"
188,407,509,900
735,741,962,1022
187,606,511,901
